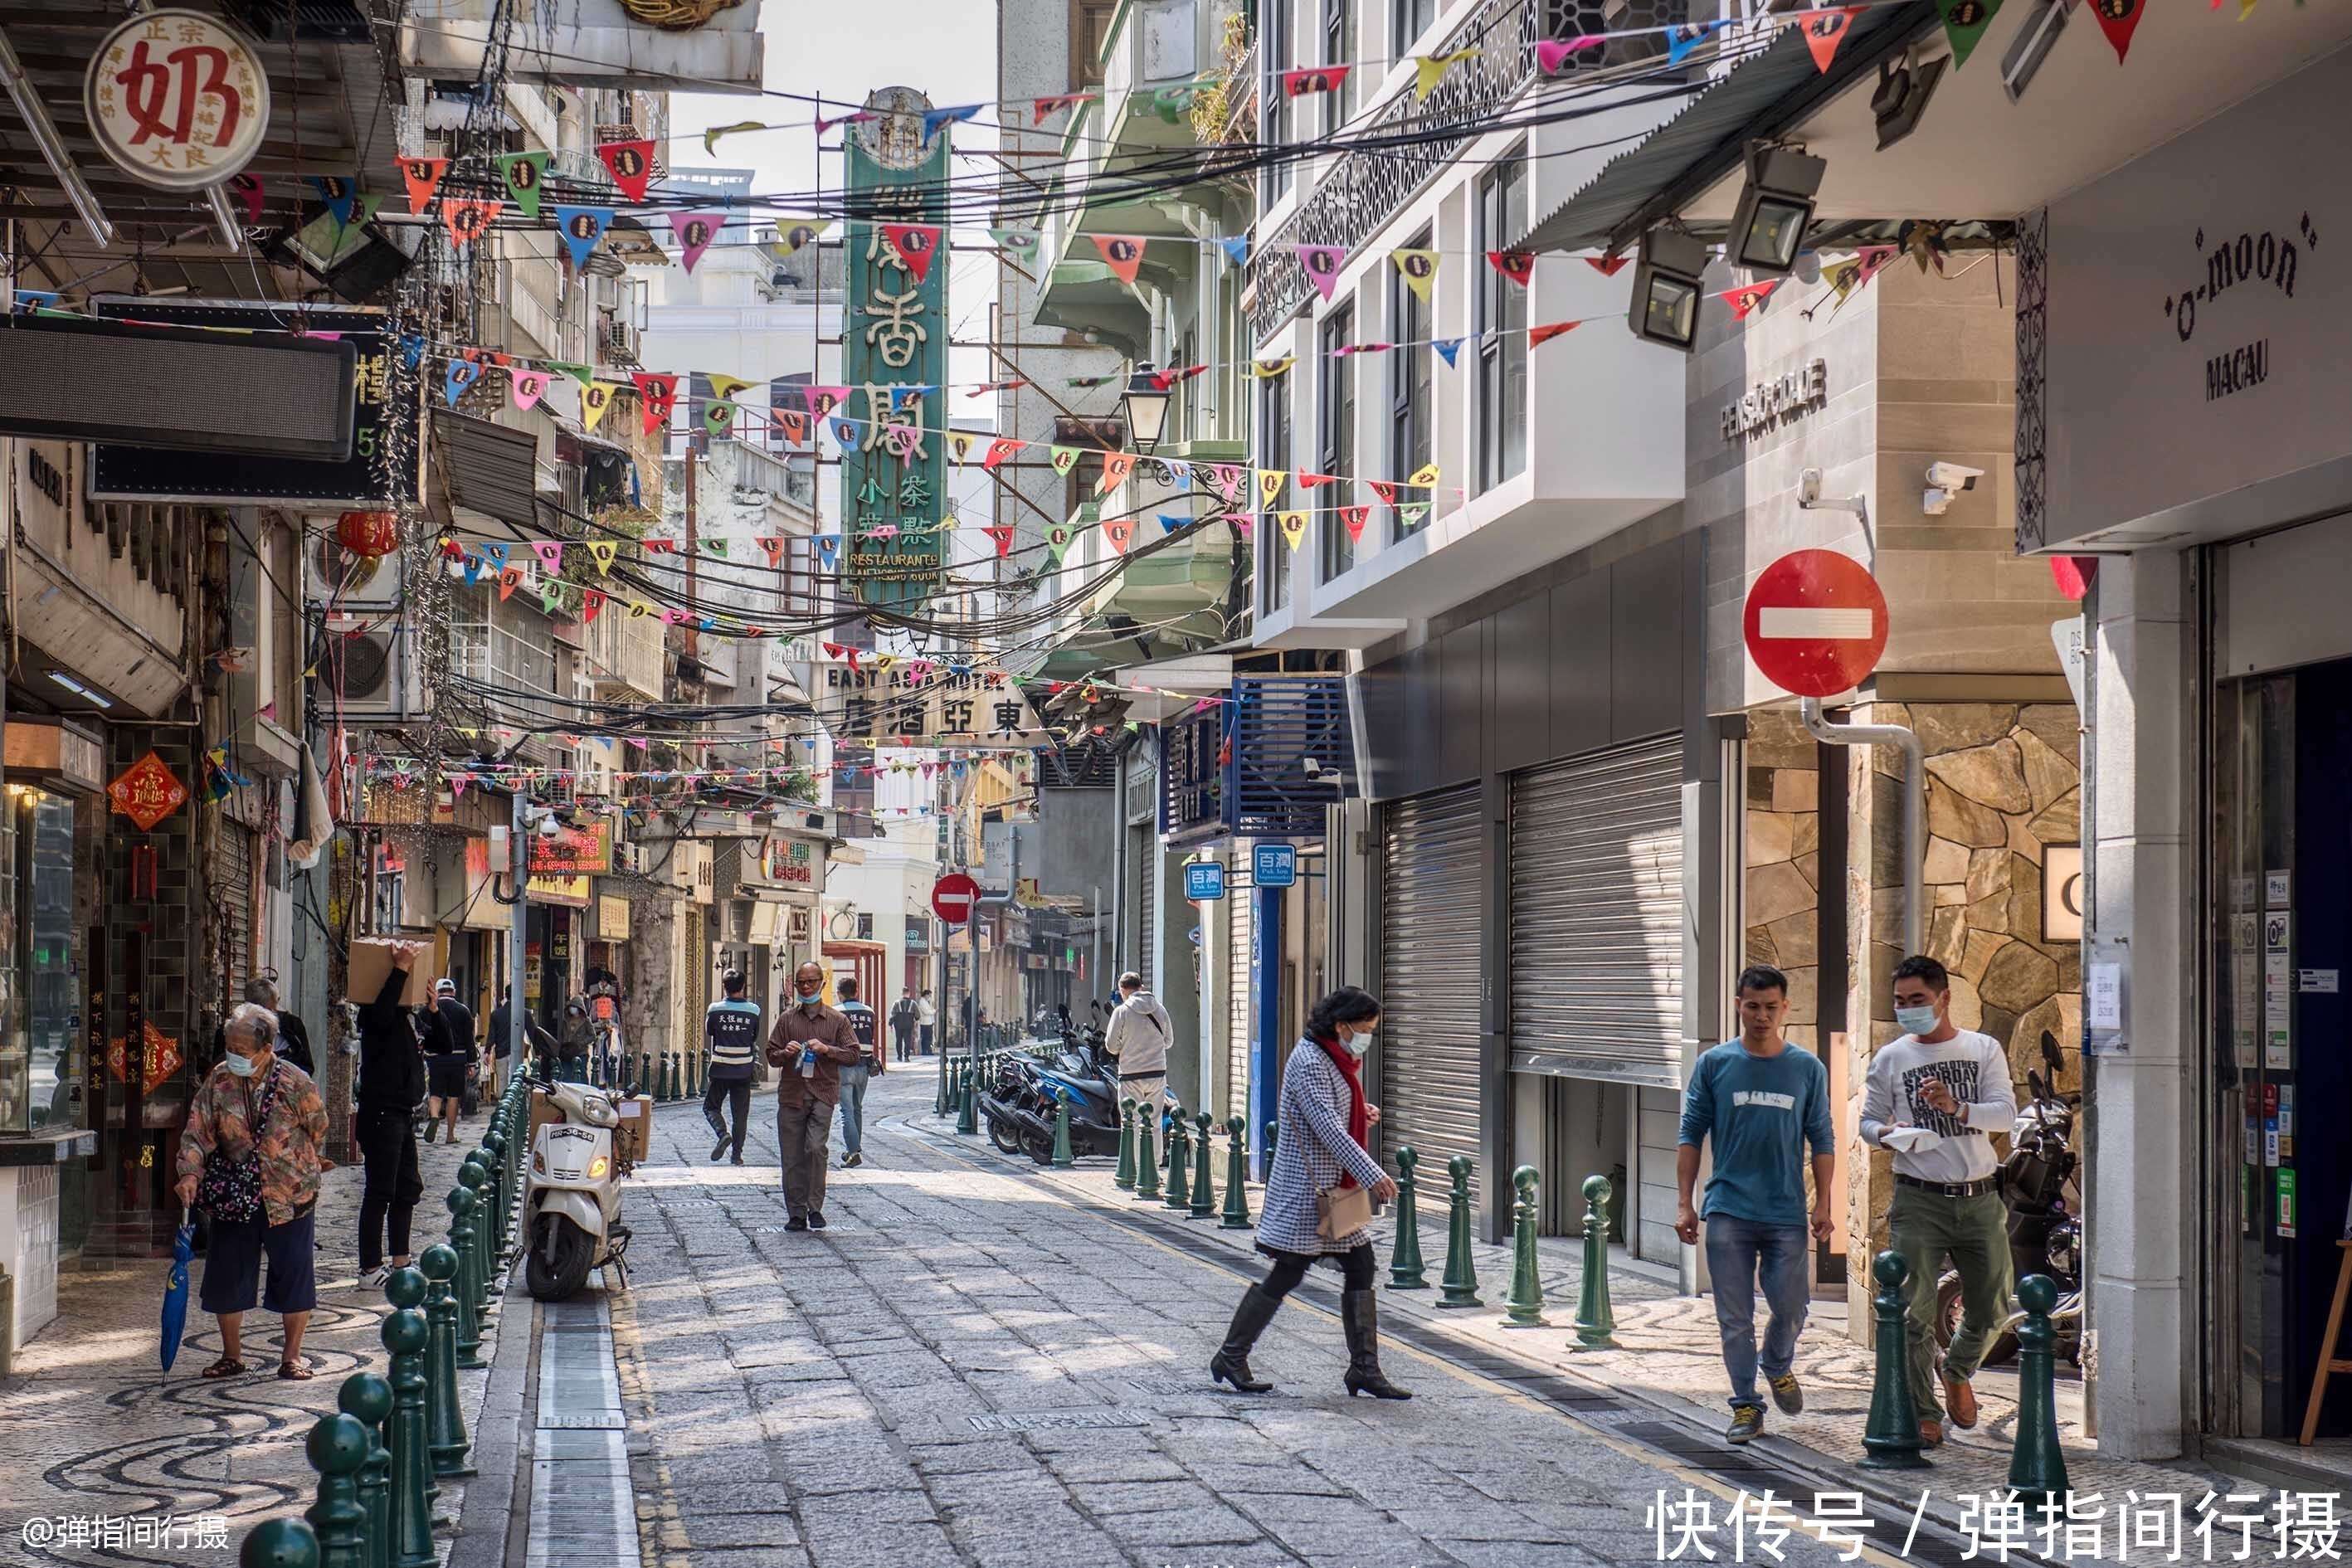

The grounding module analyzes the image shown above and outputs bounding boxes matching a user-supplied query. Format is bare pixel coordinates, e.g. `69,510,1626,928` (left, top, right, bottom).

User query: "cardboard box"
346,936,444,1007
528,1088,565,1148
612,1095,652,1165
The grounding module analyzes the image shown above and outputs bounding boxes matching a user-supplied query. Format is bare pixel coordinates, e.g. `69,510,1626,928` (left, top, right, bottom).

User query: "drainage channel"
904,1116,2057,1568
524,1283,639,1568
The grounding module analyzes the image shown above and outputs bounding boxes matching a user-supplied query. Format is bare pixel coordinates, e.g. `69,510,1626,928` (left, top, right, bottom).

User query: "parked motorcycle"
523,1073,633,1301
1936,1030,2082,1366
980,1000,1124,1164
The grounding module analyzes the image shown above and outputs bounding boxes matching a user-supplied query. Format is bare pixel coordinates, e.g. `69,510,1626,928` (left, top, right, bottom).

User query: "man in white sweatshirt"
1103,971,1172,1123
1859,953,2018,1449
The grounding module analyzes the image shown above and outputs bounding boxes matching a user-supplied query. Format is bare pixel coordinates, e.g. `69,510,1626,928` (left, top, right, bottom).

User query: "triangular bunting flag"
815,535,841,569
991,226,1040,261
709,373,754,402
777,410,810,445
1033,92,1091,124
1432,337,1464,368
548,361,592,387
1278,511,1307,552
803,385,850,417
1257,469,1287,506
982,437,1023,471
881,223,942,283
673,212,724,273
1393,248,1439,304
587,541,618,575
596,140,657,201
532,539,564,572
497,567,522,602
582,589,606,624
1294,243,1344,300
553,206,612,269
309,176,357,226
510,368,549,411
1585,254,1631,277
580,382,617,431
399,157,446,215
1103,518,1135,554
1400,502,1429,531
1218,236,1250,270
1486,249,1534,286
1719,278,1783,321
2087,0,2143,62
704,399,735,436
1043,523,1074,564
443,358,481,409
983,524,1015,558
776,217,830,253
1936,0,2005,68
1536,36,1603,74
632,373,678,434
1338,504,1370,543
1665,21,1727,66
1415,48,1480,101
1281,66,1351,96
495,150,548,217
1297,471,1337,491
1407,463,1441,489
1530,320,1580,348
922,104,982,144
1049,446,1081,475
1251,356,1295,378
1097,452,1136,495
1091,233,1147,286
1157,514,1190,535
1801,7,1860,72
442,198,501,248
755,535,786,567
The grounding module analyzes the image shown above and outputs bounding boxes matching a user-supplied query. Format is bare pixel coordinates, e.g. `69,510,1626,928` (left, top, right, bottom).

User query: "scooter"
1936,1030,2082,1367
522,1073,633,1301
980,1001,1124,1163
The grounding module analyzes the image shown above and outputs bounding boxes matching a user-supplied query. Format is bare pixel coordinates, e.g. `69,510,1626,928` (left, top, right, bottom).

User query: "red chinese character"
114,38,242,149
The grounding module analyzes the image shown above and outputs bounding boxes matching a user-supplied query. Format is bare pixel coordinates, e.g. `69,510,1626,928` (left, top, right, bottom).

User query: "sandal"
201,1357,247,1380
276,1361,314,1381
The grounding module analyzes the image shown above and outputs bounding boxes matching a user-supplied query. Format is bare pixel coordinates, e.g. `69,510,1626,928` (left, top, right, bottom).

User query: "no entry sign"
1741,549,1888,699
931,873,982,926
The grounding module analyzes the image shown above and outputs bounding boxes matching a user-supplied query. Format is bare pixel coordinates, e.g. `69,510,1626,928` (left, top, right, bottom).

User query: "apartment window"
1478,150,1529,492
1260,369,1293,612
1261,0,1293,205
1391,0,1434,54
1318,305,1356,582
1390,226,1432,538
1324,0,1355,129
1072,0,1118,88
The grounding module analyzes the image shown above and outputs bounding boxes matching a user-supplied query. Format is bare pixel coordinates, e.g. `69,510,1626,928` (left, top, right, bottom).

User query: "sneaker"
785,1218,808,1233
360,1265,391,1288
1726,1406,1765,1444
843,1152,863,1169
1768,1374,1804,1415
807,1210,827,1231
710,1137,729,1163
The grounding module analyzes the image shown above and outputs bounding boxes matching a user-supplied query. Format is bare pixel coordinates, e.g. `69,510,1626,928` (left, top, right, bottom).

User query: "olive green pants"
1890,1185,2013,1419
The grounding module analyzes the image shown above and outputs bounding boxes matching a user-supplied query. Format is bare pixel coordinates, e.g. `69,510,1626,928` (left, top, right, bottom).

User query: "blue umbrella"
160,1223,193,1372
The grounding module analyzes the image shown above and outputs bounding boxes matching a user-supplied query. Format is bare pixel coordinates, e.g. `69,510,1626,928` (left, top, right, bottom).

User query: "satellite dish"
1793,250,1823,285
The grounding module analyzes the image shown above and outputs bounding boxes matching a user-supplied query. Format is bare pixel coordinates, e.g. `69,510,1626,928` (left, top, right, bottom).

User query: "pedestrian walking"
211,977,314,1078
557,998,593,1083
1862,952,2018,1449
355,943,426,1288
1675,963,1837,1444
763,962,864,1230
1103,972,1172,1129
704,971,762,1165
1210,986,1410,1400
889,987,918,1063
422,977,474,1144
835,976,880,1168
178,1001,330,1379
917,993,936,1056
487,986,550,1098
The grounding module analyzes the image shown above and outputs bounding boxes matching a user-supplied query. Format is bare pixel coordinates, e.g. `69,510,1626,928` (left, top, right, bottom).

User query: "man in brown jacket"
765,961,864,1230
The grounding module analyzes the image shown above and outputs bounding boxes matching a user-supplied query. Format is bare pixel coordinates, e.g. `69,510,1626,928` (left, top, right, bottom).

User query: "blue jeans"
835,1063,869,1156
1703,1215,1812,1411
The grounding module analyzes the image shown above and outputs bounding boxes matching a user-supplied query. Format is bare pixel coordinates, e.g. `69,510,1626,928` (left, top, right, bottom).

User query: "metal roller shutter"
217,823,256,996
1226,856,1253,1127
1131,828,1155,990
1507,734,1685,1086
1377,784,1486,1206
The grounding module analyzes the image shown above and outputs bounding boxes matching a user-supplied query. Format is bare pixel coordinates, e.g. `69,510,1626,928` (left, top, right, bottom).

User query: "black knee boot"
1341,1288,1412,1400
1210,1284,1281,1393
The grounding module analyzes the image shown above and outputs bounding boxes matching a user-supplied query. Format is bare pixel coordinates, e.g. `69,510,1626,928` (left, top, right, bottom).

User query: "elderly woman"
1210,986,1410,1400
174,1001,331,1380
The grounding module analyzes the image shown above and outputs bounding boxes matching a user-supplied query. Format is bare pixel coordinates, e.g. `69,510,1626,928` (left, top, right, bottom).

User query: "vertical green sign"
843,87,949,608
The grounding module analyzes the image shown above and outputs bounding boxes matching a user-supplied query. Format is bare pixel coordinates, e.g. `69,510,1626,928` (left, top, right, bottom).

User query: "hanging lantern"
337,509,402,558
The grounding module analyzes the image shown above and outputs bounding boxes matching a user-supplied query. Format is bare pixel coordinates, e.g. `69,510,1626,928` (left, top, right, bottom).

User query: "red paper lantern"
337,509,401,558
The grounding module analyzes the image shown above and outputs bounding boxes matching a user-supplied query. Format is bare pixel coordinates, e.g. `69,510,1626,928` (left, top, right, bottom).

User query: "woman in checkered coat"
1210,986,1410,1400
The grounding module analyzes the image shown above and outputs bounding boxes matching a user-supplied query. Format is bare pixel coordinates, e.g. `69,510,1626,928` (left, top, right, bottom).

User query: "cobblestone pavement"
612,1067,2082,1568
0,1112,499,1566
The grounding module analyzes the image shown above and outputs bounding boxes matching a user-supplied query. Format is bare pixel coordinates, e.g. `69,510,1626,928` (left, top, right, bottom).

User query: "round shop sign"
85,10,272,192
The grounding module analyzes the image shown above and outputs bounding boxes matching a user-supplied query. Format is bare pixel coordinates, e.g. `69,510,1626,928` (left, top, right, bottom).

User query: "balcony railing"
586,606,663,700
1244,0,1687,342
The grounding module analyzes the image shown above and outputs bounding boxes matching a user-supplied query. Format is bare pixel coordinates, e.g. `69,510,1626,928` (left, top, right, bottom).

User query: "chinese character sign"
108,752,188,833
819,665,1047,747
842,87,949,610
85,11,271,192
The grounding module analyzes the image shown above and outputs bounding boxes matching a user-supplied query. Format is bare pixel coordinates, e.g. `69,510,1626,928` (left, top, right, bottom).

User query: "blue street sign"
1253,842,1297,888
1184,860,1226,902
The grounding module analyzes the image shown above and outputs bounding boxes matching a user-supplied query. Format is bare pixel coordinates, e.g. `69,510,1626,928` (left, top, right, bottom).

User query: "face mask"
1895,1005,1940,1036
1342,1030,1373,1058
798,988,823,1006
224,1051,260,1078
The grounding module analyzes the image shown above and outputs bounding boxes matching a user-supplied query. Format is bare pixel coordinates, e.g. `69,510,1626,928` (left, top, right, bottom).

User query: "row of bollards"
582,1048,704,1102
238,1071,533,1567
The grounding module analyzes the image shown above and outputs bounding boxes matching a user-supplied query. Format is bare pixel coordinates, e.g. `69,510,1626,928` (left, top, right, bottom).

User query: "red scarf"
1314,1035,1371,1189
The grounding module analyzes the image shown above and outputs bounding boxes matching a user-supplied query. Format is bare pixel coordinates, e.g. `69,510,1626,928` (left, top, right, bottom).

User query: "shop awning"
431,411,544,529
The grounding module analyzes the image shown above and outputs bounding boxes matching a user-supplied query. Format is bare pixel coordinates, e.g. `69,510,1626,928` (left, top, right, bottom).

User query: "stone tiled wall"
1744,708,1821,1049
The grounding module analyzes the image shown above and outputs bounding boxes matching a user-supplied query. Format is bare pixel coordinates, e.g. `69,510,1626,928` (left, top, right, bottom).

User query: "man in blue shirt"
834,976,879,1168
703,971,763,1165
1676,964,1837,1444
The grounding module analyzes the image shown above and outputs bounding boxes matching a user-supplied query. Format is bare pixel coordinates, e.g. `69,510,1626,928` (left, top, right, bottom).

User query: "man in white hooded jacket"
1103,971,1172,1122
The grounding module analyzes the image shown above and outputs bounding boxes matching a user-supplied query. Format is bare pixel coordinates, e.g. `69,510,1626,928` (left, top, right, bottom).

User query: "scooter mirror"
2027,1069,2047,1103
2039,1029,2065,1078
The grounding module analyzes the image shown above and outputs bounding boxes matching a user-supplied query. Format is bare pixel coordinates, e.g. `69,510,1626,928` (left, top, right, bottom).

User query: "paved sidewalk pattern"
0,1113,498,1566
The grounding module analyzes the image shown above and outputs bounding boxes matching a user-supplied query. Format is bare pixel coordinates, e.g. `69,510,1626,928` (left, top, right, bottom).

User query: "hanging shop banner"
85,11,272,192
89,300,420,506
816,665,1049,746
528,821,613,875
840,87,949,610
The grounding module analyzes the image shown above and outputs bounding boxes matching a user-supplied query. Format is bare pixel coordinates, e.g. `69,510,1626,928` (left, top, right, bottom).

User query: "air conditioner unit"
322,617,421,723
601,319,639,364
311,532,398,605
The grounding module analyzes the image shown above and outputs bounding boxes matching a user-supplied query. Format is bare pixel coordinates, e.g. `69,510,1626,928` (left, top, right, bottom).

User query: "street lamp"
1120,363,1172,454
1726,144,1827,277
1627,227,1710,353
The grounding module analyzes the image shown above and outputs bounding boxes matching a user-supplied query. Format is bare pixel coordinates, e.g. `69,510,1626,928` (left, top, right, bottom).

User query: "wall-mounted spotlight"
1627,227,1711,352
2001,0,2069,105
1871,51,1948,150
1726,144,1828,277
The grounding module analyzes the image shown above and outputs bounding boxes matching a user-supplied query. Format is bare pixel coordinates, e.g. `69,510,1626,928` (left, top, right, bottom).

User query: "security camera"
1922,461,1985,518
536,816,564,839
1302,757,1326,777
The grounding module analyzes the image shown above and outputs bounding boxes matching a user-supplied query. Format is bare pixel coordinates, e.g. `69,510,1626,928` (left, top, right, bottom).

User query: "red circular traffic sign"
1741,549,1889,699
931,873,982,926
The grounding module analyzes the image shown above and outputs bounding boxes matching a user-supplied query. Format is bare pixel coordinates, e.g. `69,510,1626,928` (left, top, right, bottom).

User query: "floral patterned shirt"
176,1059,330,1226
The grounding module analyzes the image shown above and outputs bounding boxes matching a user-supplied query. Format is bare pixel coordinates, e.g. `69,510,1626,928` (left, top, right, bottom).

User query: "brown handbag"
1316,1183,1375,1241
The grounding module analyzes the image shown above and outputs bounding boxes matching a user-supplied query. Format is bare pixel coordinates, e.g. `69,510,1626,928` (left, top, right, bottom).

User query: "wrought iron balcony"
1244,0,1686,343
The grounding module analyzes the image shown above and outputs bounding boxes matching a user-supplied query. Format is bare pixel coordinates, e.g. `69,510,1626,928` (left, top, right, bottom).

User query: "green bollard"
303,1412,373,1568
1189,1113,1216,1219
1860,1250,1931,1470
1220,1117,1252,1230
458,1159,495,1303
956,1065,978,1136
1502,1166,1548,1327
1113,1099,1137,1189
447,1186,485,1369
381,1270,437,1568
933,1054,948,1117
1163,1107,1191,1210
337,1373,392,1568
1050,1095,1075,1169
241,1518,321,1568
418,1245,475,1478
2009,1274,2071,1501
1133,1107,1161,1200
1389,1147,1428,1288
1264,1120,1277,1169
1570,1173,1619,1349
1436,1155,1483,1309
